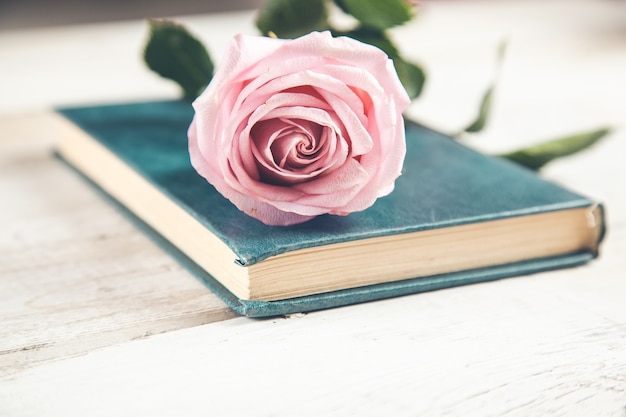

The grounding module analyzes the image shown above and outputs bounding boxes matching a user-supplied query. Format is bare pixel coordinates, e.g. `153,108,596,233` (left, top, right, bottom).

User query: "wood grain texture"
1,255,625,416
0,113,235,372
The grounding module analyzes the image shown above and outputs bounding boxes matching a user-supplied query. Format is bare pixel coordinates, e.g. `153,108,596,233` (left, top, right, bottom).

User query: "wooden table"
2,1,625,415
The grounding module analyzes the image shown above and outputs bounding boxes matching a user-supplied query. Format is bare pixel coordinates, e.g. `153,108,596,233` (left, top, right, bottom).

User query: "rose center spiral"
250,117,337,185
271,130,320,169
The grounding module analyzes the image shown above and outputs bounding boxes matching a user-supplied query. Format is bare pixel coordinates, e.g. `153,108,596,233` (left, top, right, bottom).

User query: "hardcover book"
55,100,605,317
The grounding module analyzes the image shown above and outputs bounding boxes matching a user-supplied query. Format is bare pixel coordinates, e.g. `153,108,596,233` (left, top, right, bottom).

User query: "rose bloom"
189,31,411,226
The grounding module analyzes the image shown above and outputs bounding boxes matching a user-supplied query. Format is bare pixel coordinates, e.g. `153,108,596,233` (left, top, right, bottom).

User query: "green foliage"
462,41,507,134
255,0,329,38
336,0,415,30
464,87,493,133
143,20,214,99
501,128,611,170
392,57,426,100
255,0,423,98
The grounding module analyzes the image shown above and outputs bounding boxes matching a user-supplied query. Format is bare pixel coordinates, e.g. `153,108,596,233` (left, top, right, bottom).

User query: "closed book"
55,100,605,317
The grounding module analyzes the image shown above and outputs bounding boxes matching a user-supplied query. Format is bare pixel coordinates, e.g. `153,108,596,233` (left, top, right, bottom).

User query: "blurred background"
0,0,264,29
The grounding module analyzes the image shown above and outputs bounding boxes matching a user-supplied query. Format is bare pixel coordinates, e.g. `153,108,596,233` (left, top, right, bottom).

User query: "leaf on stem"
143,19,214,100
393,57,426,100
500,128,611,170
462,40,508,134
464,87,493,133
336,0,415,30
256,0,329,39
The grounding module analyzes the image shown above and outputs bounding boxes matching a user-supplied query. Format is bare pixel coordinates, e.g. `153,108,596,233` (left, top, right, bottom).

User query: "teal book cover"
55,100,605,317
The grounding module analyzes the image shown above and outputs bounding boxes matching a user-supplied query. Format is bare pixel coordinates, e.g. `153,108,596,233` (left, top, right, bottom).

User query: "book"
55,100,605,317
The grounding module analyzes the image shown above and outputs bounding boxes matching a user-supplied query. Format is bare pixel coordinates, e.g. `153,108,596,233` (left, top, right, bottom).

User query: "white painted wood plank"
1,246,624,417
0,113,235,372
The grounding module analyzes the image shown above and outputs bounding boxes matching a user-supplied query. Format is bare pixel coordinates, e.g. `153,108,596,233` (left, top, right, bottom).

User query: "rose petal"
189,32,411,225
271,158,368,214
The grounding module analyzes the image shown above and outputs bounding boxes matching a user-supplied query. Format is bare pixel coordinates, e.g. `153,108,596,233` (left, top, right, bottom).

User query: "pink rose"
189,31,410,226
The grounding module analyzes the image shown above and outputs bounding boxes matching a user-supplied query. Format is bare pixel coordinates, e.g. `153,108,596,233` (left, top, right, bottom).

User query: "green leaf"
333,0,350,15
338,0,415,30
462,40,508,134
463,87,493,133
255,0,329,39
500,128,611,170
143,20,214,100
333,27,425,99
496,39,507,62
393,57,426,100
